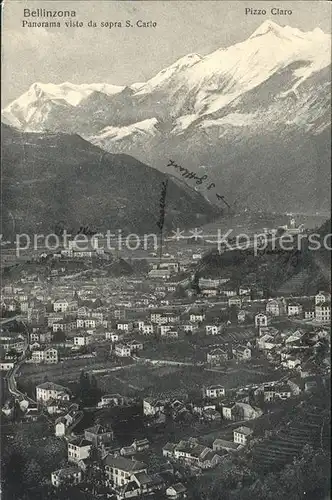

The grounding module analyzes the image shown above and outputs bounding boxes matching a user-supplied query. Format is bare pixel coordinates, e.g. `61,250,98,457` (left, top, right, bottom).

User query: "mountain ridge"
2,21,331,214
1,124,220,237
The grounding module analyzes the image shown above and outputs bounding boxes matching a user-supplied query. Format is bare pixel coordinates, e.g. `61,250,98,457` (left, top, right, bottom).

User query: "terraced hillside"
252,391,330,472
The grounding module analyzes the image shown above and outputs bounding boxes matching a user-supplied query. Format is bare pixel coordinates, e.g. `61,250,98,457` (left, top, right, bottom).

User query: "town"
1,228,330,500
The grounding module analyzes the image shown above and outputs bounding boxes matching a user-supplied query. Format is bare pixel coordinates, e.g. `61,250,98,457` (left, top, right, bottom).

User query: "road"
0,315,22,325
4,346,36,405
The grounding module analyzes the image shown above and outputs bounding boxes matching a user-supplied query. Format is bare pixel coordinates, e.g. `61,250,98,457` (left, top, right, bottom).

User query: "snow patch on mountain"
90,118,159,143
130,82,145,91
172,114,199,134
201,113,256,128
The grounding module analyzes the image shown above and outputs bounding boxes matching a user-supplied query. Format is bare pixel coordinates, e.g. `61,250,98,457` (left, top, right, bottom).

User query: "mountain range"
1,124,219,237
2,20,331,213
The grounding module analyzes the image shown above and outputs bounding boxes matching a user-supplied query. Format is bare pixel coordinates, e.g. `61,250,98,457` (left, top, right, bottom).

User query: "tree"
22,458,43,487
85,445,107,494
191,272,201,295
77,371,101,406
78,370,90,403
173,285,187,299
313,337,329,370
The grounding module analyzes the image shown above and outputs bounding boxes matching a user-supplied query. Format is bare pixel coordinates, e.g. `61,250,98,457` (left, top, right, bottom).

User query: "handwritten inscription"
166,159,230,209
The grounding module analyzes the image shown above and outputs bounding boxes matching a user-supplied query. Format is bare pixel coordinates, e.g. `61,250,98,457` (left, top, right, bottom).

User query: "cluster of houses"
55,434,187,499
1,281,330,369
0,256,330,498
256,323,330,371
163,437,223,469
24,380,184,499
25,374,269,497
264,292,331,323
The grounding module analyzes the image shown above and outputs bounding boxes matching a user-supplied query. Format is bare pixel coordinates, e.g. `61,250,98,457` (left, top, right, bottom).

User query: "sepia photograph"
1,1,331,499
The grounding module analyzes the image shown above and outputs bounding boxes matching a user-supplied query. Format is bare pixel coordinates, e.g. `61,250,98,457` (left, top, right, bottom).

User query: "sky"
1,0,331,105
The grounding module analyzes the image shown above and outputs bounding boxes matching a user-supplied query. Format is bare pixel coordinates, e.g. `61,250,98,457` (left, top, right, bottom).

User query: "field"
18,356,133,384
97,361,279,399
133,325,257,364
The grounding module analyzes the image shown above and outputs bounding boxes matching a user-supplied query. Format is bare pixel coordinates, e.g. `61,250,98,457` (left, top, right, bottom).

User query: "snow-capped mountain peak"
2,21,330,136
25,81,125,106
2,81,126,130
250,20,288,38
250,20,330,44
135,53,202,95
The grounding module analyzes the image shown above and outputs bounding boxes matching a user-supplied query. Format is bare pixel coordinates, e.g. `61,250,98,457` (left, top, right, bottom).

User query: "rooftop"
37,382,68,392
68,436,91,447
233,426,253,436
85,424,112,435
104,455,146,472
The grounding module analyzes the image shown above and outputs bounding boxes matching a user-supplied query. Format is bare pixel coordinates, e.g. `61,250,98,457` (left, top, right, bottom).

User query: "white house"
255,313,268,328
52,321,66,333
166,483,187,498
142,324,154,335
233,426,253,445
68,436,91,463
232,345,251,360
55,419,66,437
74,334,91,346
104,455,147,488
201,288,218,297
266,298,286,317
304,308,315,320
143,398,165,417
205,385,225,399
76,318,97,329
189,312,205,323
116,321,130,331
315,302,331,323
105,332,119,342
31,347,58,364
222,403,234,420
53,299,69,313
283,357,301,370
205,324,223,335
150,311,180,325
160,324,173,336
114,343,131,357
29,331,51,345
51,467,82,487
77,306,89,318
287,303,303,316
224,402,263,421
315,291,331,305
36,382,70,403
127,340,143,351
183,323,198,333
